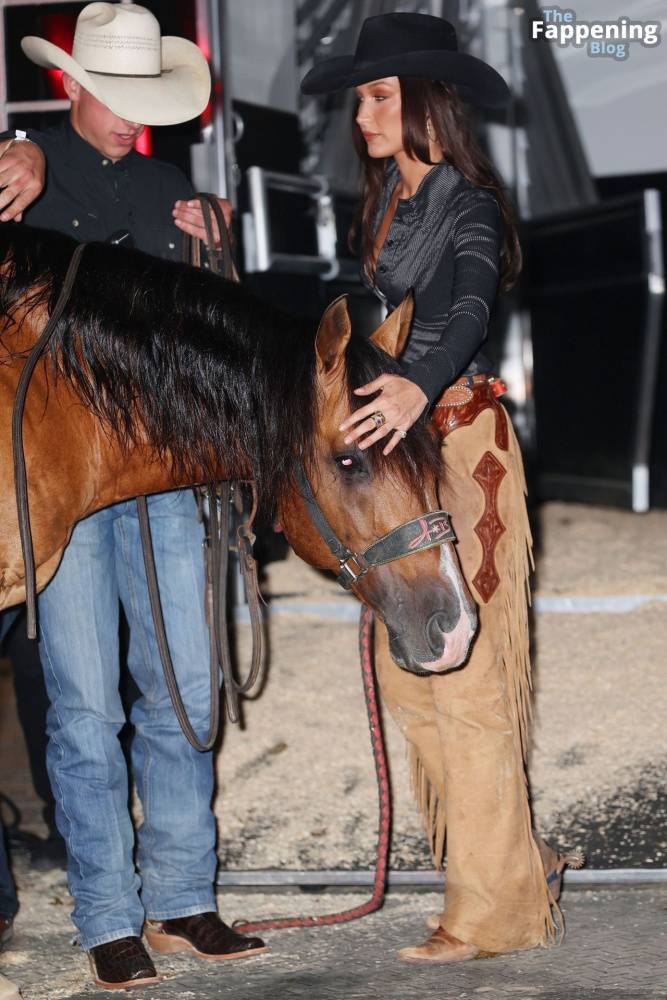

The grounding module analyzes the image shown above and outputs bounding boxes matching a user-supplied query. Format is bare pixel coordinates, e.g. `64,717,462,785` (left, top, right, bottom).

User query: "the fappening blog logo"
531,6,661,61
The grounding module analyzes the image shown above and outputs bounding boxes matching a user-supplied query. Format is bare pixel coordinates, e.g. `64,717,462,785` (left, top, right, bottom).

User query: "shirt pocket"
144,225,183,262
42,209,100,244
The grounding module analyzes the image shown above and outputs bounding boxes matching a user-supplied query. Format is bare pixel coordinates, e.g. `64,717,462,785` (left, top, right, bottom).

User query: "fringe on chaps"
374,397,562,954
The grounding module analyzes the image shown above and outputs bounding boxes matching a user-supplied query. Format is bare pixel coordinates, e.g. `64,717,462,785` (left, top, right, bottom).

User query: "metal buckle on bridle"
337,552,369,589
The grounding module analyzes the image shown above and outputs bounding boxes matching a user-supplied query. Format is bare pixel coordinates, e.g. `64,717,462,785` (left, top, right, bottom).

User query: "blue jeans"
0,612,20,922
37,490,217,949
0,608,19,646
0,824,18,921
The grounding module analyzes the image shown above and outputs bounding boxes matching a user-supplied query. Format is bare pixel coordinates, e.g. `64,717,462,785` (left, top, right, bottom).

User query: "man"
0,2,264,989
0,808,19,1000
0,615,19,974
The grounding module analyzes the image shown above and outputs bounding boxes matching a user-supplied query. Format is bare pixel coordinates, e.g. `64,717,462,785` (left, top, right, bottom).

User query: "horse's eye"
334,453,364,474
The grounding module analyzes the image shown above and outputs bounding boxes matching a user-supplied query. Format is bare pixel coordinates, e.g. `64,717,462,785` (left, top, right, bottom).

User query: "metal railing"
242,165,358,281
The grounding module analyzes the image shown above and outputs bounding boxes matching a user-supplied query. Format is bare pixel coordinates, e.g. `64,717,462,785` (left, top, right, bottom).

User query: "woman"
301,13,580,964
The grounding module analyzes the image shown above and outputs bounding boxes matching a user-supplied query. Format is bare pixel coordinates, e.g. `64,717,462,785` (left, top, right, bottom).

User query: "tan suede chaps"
374,378,561,954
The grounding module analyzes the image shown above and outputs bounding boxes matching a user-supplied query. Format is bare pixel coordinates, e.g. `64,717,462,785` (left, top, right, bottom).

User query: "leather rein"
12,241,87,641
136,193,265,747
11,195,264,753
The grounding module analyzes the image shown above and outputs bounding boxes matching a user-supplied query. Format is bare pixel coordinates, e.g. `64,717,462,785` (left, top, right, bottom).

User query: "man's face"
63,74,144,161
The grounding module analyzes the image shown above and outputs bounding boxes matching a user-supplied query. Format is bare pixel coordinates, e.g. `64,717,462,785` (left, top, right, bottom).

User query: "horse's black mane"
0,223,440,515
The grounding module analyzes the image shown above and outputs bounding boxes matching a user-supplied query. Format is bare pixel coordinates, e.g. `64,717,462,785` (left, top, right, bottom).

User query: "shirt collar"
378,158,463,228
60,117,135,174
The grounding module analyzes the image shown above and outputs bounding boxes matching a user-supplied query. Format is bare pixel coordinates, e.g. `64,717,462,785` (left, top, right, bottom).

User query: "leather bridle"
294,460,456,591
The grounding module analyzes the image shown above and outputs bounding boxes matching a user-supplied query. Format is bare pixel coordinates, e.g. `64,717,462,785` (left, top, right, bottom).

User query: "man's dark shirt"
21,118,193,260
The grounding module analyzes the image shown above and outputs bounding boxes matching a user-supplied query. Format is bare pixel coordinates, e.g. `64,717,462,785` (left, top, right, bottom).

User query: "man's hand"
0,139,45,222
172,196,233,245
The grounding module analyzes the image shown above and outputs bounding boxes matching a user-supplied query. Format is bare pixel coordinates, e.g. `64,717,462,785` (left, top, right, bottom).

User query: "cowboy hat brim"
300,50,510,108
21,35,211,126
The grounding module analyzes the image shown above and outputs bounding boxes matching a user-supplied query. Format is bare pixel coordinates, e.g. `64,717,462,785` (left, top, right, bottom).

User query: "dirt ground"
3,501,664,867
211,501,667,872
0,500,666,998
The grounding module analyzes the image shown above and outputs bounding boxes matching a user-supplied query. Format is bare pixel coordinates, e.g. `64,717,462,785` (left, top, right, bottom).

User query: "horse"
0,222,477,674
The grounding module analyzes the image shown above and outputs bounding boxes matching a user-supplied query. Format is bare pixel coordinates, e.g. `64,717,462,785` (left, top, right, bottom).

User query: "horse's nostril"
426,612,450,656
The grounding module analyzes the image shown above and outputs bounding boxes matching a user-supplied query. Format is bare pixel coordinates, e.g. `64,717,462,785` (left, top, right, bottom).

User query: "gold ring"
371,411,386,428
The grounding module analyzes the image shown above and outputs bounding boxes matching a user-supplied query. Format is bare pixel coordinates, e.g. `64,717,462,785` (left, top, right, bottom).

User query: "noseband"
295,461,456,591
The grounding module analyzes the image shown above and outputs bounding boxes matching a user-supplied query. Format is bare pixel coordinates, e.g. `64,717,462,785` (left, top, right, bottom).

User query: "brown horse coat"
1,229,475,671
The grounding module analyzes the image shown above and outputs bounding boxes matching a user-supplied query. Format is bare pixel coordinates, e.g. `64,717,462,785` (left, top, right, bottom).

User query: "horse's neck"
93,432,233,510
3,326,234,522
95,436,195,507
1,300,243,607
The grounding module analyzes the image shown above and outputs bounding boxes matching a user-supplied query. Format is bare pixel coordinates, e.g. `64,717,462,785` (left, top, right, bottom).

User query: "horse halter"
295,461,456,591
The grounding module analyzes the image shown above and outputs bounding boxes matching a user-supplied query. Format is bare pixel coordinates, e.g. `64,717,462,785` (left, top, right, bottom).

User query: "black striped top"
362,158,503,406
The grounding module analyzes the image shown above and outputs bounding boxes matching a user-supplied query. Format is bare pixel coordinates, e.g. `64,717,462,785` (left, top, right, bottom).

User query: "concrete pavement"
6,885,664,999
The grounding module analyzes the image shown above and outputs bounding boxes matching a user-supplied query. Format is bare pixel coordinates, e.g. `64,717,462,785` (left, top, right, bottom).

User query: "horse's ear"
370,291,414,358
315,294,352,378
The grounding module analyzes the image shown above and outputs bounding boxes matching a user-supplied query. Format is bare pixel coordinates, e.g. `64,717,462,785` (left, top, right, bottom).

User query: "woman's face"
355,76,403,158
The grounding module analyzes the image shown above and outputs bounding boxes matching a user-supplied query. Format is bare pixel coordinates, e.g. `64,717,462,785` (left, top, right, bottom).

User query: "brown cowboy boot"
398,927,485,964
88,936,159,990
0,972,21,1000
423,836,585,931
144,912,266,961
535,836,585,904
0,918,13,950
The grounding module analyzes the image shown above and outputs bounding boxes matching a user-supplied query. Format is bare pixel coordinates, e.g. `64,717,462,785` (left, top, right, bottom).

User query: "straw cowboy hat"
300,12,510,108
21,0,210,126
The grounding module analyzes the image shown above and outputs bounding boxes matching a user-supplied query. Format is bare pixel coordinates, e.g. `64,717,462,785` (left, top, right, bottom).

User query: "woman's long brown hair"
351,77,522,292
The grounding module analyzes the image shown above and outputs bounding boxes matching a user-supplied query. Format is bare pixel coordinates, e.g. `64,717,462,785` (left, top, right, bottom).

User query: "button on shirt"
22,118,193,261
363,159,503,405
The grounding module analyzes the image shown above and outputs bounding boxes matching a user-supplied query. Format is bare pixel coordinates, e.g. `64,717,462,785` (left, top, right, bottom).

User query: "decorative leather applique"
494,403,509,450
437,383,473,407
471,451,506,603
431,381,509,451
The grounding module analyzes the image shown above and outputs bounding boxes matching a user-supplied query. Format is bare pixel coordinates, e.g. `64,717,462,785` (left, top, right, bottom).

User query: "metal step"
216,868,667,890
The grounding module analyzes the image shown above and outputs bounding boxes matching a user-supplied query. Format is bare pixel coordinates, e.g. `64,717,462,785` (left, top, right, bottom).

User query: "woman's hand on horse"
172,197,233,246
339,374,428,455
0,139,45,222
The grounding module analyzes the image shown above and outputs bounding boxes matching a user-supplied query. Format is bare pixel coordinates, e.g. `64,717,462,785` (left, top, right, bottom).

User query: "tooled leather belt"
431,373,508,443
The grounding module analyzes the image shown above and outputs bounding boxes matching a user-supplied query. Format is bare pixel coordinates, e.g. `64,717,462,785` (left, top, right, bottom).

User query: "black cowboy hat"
300,12,510,108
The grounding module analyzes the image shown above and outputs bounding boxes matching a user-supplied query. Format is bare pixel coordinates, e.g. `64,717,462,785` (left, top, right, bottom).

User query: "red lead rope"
233,605,391,933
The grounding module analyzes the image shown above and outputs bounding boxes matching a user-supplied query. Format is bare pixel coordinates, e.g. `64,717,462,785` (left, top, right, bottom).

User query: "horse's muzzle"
386,601,478,675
